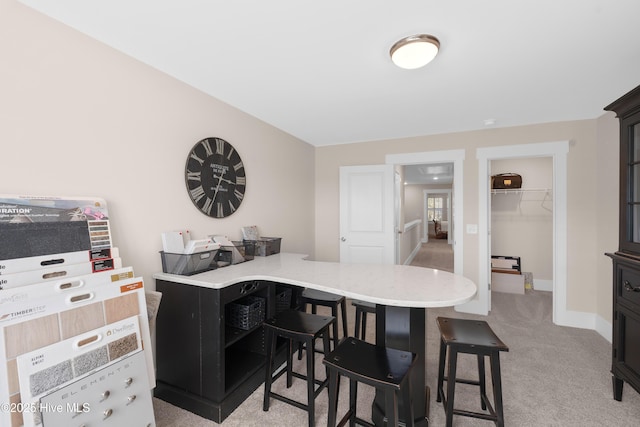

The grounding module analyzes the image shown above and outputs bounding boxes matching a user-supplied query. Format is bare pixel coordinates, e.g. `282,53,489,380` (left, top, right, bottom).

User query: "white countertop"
153,253,477,308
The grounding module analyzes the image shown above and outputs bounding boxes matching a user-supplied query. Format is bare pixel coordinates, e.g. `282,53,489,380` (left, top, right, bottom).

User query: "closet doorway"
491,157,553,294
460,141,569,324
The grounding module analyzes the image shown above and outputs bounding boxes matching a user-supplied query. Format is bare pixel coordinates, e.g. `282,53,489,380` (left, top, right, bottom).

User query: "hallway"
409,238,453,272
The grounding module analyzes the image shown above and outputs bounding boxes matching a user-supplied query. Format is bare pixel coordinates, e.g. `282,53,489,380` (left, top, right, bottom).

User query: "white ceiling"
17,0,640,147
404,163,453,185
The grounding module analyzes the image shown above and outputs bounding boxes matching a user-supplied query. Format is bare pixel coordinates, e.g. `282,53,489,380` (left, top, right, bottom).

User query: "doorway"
405,188,454,272
400,163,453,269
491,157,553,293
386,150,465,276
468,141,569,324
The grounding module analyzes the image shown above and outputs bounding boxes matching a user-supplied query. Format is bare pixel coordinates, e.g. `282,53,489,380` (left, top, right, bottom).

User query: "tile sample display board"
0,270,155,426
17,316,152,427
0,195,112,260
0,195,155,427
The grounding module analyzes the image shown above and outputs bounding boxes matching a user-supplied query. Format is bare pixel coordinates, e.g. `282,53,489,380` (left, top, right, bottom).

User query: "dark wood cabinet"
153,278,296,422
606,253,640,400
605,84,640,401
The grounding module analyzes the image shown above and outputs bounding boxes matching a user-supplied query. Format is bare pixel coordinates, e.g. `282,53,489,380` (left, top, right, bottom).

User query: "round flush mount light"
390,34,440,69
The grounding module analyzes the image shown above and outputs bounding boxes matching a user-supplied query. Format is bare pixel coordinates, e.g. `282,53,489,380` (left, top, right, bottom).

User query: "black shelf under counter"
154,278,288,423
225,343,266,394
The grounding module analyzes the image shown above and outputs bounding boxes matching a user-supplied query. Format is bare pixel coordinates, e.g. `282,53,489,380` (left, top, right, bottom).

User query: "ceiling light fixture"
390,34,440,69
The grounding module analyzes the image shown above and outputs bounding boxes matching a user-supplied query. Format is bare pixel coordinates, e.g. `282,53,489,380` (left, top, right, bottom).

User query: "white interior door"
340,165,395,264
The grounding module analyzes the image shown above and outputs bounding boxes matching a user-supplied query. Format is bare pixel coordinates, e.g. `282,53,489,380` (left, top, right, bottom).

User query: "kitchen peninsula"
153,253,477,425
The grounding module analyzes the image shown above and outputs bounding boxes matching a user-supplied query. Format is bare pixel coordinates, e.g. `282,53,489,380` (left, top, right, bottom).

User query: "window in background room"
427,196,444,221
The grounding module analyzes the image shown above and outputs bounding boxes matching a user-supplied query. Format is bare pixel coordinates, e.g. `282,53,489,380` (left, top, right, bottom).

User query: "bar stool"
263,309,335,427
436,317,509,427
351,299,376,341
298,288,349,350
323,337,417,427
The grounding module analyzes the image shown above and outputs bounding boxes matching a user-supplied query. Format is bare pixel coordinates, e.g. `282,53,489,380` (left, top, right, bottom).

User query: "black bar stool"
351,299,376,341
263,309,335,427
323,337,417,427
298,288,349,350
436,317,509,427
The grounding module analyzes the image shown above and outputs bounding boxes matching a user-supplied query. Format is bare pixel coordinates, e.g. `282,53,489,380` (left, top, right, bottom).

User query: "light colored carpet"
153,290,640,426
410,240,454,272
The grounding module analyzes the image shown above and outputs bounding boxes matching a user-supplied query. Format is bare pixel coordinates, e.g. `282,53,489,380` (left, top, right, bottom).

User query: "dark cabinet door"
613,297,640,400
155,280,203,394
606,86,640,255
619,112,640,254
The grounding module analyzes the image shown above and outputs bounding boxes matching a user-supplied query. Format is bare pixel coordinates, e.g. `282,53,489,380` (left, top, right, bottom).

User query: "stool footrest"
333,407,377,427
290,371,329,390
438,389,498,422
267,392,310,412
453,408,498,422
442,375,481,387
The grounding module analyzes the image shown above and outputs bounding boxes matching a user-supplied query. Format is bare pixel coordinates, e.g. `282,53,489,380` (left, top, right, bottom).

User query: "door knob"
340,237,346,242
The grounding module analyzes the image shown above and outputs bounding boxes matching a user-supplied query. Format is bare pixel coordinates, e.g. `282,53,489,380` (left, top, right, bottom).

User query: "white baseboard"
555,308,612,343
404,242,422,265
595,315,612,343
533,279,553,292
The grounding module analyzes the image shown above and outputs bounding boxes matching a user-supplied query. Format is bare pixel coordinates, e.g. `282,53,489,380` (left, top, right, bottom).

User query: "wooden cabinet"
607,253,640,400
605,84,640,401
153,278,296,422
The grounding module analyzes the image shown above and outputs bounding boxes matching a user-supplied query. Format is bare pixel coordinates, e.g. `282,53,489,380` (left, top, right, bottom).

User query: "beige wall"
596,112,620,324
315,118,620,324
0,1,315,287
403,185,424,232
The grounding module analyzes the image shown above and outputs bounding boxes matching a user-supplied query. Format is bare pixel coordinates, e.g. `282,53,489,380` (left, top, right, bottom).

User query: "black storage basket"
226,296,266,330
275,287,293,314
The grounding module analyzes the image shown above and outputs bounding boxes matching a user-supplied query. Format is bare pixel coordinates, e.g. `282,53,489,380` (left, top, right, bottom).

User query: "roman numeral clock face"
185,137,246,218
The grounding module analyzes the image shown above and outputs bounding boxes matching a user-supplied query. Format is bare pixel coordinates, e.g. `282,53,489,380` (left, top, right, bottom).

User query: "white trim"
404,219,421,232
596,315,613,343
405,241,422,265
386,150,465,276
533,279,553,292
464,141,569,323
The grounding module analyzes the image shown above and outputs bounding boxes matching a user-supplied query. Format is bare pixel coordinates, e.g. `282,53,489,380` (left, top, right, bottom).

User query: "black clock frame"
185,137,246,218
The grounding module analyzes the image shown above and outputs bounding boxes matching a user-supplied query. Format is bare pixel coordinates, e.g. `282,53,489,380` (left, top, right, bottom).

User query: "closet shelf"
491,188,552,211
491,188,551,195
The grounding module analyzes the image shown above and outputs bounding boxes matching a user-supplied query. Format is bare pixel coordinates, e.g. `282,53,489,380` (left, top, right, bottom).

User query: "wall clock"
185,137,246,218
